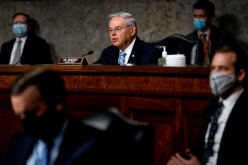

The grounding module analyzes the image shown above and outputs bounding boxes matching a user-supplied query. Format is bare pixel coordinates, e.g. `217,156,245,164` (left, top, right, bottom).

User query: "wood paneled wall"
0,65,213,165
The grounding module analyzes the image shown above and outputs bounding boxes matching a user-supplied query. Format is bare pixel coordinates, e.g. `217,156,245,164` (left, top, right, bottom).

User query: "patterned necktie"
13,40,22,64
200,33,210,65
201,101,224,165
118,50,126,65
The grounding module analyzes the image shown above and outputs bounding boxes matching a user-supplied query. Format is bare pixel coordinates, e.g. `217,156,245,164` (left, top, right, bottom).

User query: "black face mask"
22,110,62,144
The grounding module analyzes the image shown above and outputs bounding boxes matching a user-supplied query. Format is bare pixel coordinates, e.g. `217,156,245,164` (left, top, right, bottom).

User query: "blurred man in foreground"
5,68,154,165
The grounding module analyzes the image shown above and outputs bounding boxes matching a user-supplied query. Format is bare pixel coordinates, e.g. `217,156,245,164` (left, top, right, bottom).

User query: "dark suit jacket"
186,25,233,64
0,35,53,64
4,115,154,165
192,90,248,165
94,37,161,65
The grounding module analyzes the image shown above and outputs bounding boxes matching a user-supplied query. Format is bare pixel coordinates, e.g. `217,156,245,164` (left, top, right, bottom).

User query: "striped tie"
201,101,223,164
118,50,126,65
13,40,22,64
200,33,210,65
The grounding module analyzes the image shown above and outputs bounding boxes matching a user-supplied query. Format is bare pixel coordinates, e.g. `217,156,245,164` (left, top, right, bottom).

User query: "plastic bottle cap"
160,46,167,58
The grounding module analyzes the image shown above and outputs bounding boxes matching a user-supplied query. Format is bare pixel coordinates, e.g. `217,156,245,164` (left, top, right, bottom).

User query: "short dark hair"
193,0,215,17
215,42,248,79
11,68,67,107
12,12,31,24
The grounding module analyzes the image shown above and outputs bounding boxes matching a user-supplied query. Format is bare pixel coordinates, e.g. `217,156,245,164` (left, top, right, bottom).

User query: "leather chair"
82,107,155,165
148,34,201,64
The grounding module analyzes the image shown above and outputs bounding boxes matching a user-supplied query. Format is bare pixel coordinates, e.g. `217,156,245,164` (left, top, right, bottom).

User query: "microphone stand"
81,50,94,57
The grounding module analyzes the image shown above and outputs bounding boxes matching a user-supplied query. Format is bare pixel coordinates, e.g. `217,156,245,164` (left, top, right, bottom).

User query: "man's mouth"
112,38,118,42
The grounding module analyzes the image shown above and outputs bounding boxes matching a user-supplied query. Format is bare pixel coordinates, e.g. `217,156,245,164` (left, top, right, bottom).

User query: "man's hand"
166,149,202,165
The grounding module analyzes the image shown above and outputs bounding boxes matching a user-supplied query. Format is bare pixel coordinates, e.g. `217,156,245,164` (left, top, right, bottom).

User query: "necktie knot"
217,101,224,112
118,50,126,65
200,33,207,41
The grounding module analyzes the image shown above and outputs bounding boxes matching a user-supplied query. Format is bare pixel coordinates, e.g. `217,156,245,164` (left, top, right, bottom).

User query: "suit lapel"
128,53,136,64
21,35,31,58
14,134,35,165
112,47,119,64
217,91,247,164
221,91,246,135
128,38,141,64
5,39,15,63
54,118,101,165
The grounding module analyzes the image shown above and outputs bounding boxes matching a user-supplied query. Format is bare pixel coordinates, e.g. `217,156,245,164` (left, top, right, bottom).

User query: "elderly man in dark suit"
186,0,233,65
166,42,248,165
94,12,161,65
0,12,53,65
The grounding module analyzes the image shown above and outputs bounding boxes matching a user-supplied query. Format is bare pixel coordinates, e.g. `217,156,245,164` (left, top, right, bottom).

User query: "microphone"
14,60,21,65
14,58,23,65
81,50,94,57
14,55,27,65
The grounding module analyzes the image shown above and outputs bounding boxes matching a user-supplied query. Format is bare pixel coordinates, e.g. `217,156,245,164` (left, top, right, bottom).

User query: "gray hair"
108,12,136,26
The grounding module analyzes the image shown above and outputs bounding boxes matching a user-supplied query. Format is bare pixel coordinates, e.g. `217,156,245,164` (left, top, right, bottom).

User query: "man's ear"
26,23,31,32
207,15,213,25
130,26,137,36
237,68,246,81
55,103,64,112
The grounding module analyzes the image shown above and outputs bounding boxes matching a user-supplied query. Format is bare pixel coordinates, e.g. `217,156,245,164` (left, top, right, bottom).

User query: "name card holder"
58,57,88,65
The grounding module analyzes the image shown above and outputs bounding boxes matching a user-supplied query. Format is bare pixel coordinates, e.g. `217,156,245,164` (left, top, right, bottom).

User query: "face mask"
22,110,62,143
193,19,206,31
12,24,27,37
209,71,237,96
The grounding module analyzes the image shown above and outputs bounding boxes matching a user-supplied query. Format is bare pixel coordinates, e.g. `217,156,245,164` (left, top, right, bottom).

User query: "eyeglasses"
108,25,132,33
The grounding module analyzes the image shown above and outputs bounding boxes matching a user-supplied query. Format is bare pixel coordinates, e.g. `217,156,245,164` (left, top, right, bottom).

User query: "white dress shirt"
121,37,136,64
9,36,27,64
27,120,68,165
205,88,244,165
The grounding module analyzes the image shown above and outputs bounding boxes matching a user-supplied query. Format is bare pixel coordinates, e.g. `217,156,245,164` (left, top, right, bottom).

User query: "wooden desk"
0,65,213,165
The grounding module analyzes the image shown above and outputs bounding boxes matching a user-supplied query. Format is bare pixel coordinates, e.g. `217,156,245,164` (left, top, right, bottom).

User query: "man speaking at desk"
94,12,161,65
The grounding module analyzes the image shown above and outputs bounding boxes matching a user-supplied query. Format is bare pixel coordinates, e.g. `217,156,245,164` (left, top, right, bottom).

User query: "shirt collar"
220,88,244,108
122,37,136,56
197,30,210,40
16,35,27,43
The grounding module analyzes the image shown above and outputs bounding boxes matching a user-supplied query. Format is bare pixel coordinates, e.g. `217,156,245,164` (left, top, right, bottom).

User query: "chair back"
148,34,201,64
82,107,155,165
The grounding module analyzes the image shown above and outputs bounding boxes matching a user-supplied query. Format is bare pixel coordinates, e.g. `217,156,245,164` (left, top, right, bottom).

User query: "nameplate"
58,57,87,65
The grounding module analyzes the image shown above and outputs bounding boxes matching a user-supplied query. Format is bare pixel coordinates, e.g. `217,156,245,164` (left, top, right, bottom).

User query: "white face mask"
209,71,237,96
